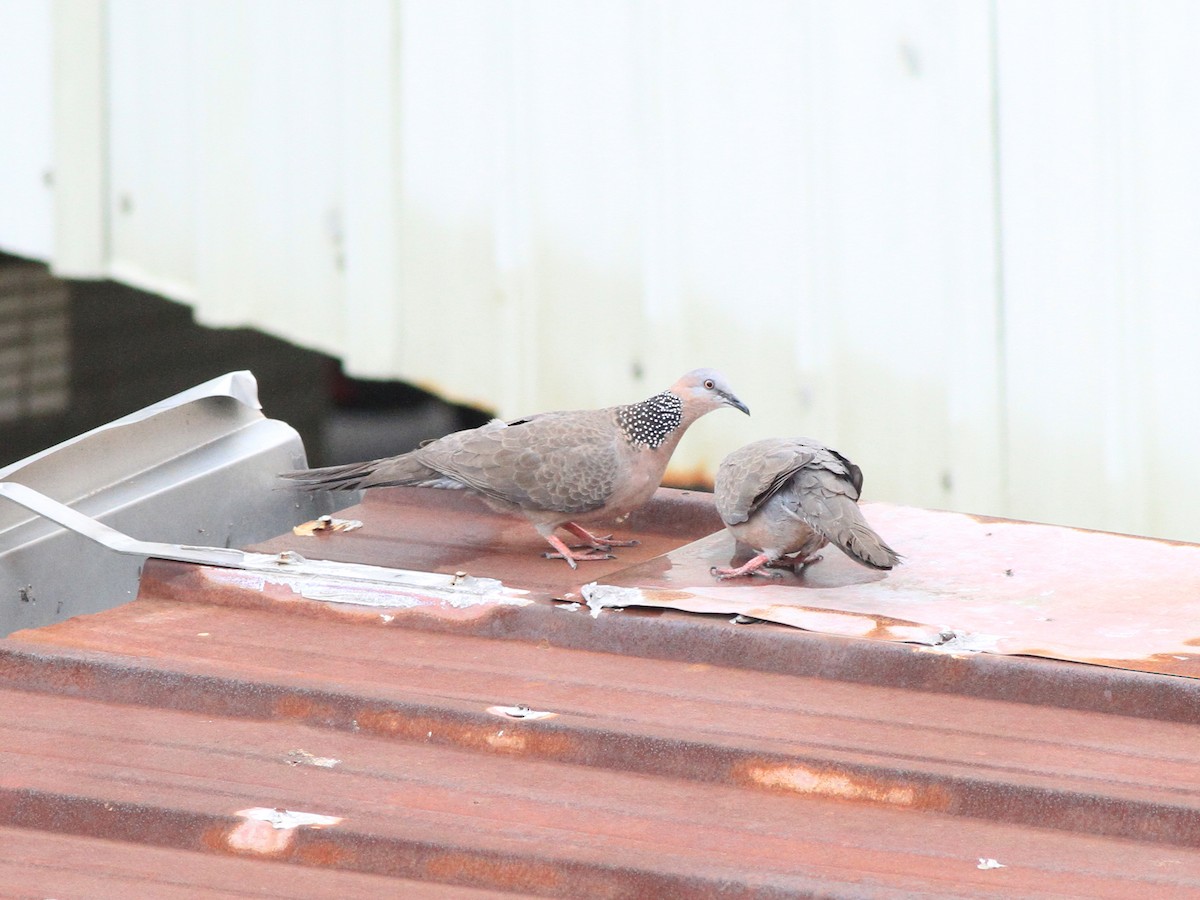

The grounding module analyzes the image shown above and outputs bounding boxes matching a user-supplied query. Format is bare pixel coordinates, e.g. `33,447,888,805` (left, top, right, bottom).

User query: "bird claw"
710,565,780,581
543,550,616,565
568,538,638,552
749,567,785,580
543,534,619,567
588,535,640,549
562,523,639,551
710,553,785,580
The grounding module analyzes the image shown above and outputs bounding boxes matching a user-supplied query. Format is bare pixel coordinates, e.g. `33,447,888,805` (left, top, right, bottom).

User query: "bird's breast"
577,446,666,524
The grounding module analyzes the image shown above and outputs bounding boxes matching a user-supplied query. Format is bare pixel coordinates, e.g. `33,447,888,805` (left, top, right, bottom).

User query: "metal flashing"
0,372,326,634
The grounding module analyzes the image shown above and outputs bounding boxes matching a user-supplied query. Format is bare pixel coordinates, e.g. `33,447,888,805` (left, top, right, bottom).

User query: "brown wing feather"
717,437,900,570
715,438,821,525
774,450,899,570
415,409,620,515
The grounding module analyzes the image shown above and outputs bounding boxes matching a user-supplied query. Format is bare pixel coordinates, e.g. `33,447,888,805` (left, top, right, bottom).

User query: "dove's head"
670,368,750,421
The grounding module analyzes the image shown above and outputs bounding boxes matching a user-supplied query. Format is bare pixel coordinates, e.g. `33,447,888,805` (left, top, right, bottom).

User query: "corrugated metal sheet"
3,486,1200,896
587,504,1200,678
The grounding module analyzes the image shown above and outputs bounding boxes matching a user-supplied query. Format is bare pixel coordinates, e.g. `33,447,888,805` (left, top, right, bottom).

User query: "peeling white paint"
202,564,530,611
285,749,341,769
226,807,343,855
581,582,641,618
486,704,557,721
236,807,342,829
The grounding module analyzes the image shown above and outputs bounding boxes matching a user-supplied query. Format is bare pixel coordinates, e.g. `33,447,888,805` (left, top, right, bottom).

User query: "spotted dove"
282,369,749,568
711,437,900,579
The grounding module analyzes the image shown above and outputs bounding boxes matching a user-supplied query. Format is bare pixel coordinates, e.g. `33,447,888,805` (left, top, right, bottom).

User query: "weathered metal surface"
3,486,1200,895
7,604,1200,896
0,825,507,899
591,503,1200,678
261,487,1200,678
253,485,724,602
9,599,1200,846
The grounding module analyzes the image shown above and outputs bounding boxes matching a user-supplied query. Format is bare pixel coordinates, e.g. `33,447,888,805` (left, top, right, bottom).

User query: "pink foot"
710,553,782,580
563,522,640,550
542,534,616,569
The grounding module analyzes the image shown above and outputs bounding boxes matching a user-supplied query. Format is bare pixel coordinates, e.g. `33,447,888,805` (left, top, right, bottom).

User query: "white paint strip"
236,807,343,830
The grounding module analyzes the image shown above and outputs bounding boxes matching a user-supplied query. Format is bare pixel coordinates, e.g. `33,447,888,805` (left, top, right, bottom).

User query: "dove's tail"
821,496,902,570
280,452,455,492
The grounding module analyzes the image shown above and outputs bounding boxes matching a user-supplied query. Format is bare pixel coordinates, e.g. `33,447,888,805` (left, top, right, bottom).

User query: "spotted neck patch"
616,391,684,449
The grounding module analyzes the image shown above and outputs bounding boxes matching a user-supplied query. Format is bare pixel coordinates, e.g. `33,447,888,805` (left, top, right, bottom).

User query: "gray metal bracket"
0,481,525,602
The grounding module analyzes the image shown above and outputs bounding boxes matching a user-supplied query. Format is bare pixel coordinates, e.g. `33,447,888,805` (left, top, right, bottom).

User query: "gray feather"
715,437,900,571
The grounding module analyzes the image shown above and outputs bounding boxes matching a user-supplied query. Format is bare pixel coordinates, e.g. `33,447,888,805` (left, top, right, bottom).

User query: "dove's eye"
704,379,715,390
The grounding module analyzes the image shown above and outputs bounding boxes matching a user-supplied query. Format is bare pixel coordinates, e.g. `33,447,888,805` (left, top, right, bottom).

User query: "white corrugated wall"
1,0,1198,541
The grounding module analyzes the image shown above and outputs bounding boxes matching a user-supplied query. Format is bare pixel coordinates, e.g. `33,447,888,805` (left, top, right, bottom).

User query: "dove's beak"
723,393,750,416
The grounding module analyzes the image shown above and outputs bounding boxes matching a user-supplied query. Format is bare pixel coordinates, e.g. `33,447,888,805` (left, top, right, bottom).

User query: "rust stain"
484,731,527,752
351,708,416,739
736,761,952,812
423,852,565,892
0,652,98,694
295,839,356,868
351,707,582,761
273,693,376,735
641,589,697,604
485,725,579,759
201,823,237,854
292,515,363,536
1069,652,1200,679
864,612,945,641
273,695,323,722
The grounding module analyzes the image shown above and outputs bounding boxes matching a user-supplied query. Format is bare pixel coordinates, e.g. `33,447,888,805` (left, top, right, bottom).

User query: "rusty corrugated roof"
4,486,1200,897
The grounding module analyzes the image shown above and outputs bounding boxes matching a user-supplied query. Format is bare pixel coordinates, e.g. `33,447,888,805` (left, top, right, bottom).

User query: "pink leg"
790,552,823,573
563,522,640,550
542,534,616,569
710,553,780,580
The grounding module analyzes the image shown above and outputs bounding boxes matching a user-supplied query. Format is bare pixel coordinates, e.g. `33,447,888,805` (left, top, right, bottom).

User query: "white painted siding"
996,0,1200,540
0,0,55,261
2,0,1198,541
